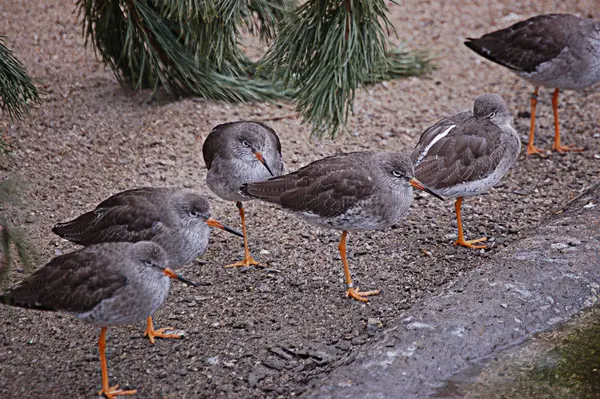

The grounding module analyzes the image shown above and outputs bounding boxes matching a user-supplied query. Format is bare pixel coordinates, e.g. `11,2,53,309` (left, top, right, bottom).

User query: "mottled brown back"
52,188,172,245
0,244,128,312
411,112,472,162
242,152,377,218
464,14,575,73
411,119,505,190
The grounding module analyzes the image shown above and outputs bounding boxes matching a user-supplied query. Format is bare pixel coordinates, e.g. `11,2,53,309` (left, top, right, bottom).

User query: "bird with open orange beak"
241,151,443,302
203,121,286,268
52,187,241,343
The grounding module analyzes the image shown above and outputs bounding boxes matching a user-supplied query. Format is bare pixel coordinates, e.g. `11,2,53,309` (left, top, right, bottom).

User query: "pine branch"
76,0,433,138
76,0,294,100
159,0,251,76
244,0,295,42
261,0,430,139
0,36,41,122
362,45,435,85
159,0,293,74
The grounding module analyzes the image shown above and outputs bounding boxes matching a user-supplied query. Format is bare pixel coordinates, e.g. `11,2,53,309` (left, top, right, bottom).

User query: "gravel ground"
0,1,599,398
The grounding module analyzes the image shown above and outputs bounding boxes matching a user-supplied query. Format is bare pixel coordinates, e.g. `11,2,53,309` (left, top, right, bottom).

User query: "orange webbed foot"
552,143,584,153
526,145,547,157
224,255,264,268
99,384,137,399
454,237,487,249
346,287,380,303
144,326,181,345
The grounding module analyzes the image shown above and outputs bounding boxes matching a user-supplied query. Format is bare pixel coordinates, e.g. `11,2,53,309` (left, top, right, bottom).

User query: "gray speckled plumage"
465,14,600,90
466,14,600,154
411,93,520,198
52,188,213,268
0,242,170,327
241,151,431,302
242,152,416,232
203,121,285,202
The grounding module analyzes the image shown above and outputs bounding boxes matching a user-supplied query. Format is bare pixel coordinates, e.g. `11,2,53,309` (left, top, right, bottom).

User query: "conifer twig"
0,36,41,121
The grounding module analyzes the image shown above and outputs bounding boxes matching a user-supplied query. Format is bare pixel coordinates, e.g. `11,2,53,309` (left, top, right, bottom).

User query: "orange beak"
253,150,275,177
205,217,243,237
409,178,444,200
163,267,198,286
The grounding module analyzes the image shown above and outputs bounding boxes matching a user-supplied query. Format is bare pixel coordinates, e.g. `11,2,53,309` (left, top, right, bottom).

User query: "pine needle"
76,0,434,138
261,0,432,139
76,0,294,101
0,36,41,122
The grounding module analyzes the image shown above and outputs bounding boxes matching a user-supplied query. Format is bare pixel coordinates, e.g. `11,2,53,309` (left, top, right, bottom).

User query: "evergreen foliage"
76,0,433,137
0,36,41,122
262,0,432,137
0,37,38,287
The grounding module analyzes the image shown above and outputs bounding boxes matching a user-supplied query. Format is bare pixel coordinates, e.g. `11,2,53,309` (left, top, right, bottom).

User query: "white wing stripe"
415,125,456,166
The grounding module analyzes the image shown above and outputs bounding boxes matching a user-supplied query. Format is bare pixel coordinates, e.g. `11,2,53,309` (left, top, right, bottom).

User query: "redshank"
0,241,196,399
465,14,600,155
241,151,442,302
202,121,285,268
52,187,241,343
411,93,520,249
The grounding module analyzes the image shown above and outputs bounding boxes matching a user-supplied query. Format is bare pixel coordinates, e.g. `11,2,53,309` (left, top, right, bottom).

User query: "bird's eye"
190,210,200,217
241,140,251,148
392,170,403,178
487,111,496,119
144,260,153,267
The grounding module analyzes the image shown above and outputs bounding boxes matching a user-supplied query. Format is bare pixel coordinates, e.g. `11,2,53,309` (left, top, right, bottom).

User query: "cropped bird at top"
241,151,442,302
203,121,285,268
0,241,196,399
411,93,521,249
52,187,240,344
465,13,600,155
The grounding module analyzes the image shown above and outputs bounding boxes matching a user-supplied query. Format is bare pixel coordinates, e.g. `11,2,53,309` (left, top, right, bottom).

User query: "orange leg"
98,327,137,399
339,231,380,302
143,316,181,345
225,201,263,268
527,87,545,156
453,197,487,249
551,88,583,153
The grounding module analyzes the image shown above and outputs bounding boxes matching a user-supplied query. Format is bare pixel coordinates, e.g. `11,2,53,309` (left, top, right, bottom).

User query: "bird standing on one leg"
202,121,285,268
464,14,600,155
241,151,442,302
0,241,196,398
411,93,520,249
52,188,241,344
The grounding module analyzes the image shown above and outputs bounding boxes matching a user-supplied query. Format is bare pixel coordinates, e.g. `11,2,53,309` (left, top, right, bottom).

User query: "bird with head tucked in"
411,93,520,249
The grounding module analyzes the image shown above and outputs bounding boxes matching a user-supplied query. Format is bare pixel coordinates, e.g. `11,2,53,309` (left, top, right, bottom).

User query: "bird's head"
172,191,243,237
473,93,512,127
377,153,443,200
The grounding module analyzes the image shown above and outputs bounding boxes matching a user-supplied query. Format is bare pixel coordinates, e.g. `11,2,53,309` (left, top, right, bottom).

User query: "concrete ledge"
304,183,600,399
